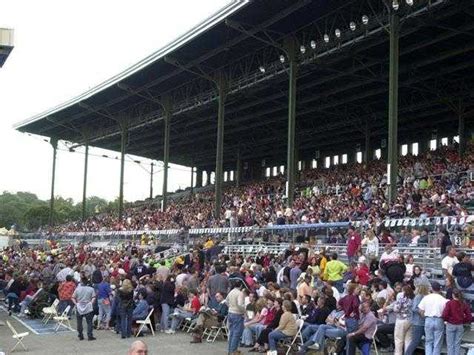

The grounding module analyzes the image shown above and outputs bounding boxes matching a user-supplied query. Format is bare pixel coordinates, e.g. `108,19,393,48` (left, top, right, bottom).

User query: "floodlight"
350,22,356,31
300,45,306,54
259,66,265,73
392,0,400,10
406,0,414,5
279,54,285,63
310,40,316,49
335,29,341,38
323,34,329,43
362,15,369,25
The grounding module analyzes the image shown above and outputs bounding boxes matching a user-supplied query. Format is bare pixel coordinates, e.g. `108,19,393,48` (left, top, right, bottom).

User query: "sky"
0,0,230,203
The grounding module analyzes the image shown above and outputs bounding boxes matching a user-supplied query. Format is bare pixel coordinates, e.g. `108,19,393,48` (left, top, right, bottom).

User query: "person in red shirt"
347,226,361,264
58,275,76,316
442,288,472,355
354,257,370,286
168,289,201,333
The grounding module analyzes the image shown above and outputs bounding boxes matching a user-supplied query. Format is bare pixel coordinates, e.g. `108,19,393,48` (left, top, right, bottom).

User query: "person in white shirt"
441,246,459,276
418,282,448,355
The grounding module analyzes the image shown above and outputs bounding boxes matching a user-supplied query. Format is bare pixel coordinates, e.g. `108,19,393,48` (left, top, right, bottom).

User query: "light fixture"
362,15,369,25
335,29,341,38
259,65,265,73
323,34,329,43
310,40,316,49
350,21,356,31
300,45,306,54
406,0,414,5
392,0,399,10
279,54,285,63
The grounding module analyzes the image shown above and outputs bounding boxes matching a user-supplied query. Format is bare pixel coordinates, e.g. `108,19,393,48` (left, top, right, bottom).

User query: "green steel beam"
150,162,154,199
118,122,128,219
214,79,226,218
49,138,58,227
388,12,400,202
459,113,466,156
286,38,297,207
162,99,171,211
82,143,89,221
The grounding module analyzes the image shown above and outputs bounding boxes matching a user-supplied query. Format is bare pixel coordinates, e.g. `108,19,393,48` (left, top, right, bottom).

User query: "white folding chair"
371,324,379,355
6,320,29,352
282,318,304,355
181,316,197,333
42,298,60,324
54,305,72,332
136,307,155,337
203,315,228,343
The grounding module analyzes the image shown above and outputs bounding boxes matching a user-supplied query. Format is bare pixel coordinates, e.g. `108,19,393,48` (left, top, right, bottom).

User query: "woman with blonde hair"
405,284,430,355
361,229,379,258
117,279,134,338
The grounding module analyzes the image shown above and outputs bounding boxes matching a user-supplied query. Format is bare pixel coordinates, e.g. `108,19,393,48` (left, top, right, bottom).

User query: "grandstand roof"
14,0,474,170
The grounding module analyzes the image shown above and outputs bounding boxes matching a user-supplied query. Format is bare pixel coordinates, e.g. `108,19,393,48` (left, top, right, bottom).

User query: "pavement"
0,311,228,355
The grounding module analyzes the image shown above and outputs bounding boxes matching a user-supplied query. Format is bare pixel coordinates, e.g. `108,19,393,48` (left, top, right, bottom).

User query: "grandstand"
5,1,474,353
13,0,474,227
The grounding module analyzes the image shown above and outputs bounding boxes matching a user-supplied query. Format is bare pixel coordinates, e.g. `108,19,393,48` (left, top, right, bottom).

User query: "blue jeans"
302,323,320,342
404,324,424,355
242,323,265,346
446,323,464,355
269,329,289,350
345,317,359,355
98,299,111,326
160,303,171,331
170,308,194,331
333,280,344,293
120,307,133,338
307,324,346,350
7,293,19,312
228,313,245,353
424,317,444,355
347,335,372,355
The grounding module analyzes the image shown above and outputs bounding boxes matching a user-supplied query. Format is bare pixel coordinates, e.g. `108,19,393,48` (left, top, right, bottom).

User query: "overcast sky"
0,0,229,203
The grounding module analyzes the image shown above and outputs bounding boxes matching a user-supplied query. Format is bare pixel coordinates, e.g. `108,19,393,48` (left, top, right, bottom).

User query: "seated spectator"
132,290,150,321
191,292,228,343
346,302,378,355
267,300,298,355
167,289,201,333
452,251,474,290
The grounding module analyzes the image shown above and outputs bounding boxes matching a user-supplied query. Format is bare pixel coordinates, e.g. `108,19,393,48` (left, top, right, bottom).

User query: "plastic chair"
6,320,29,352
136,307,155,337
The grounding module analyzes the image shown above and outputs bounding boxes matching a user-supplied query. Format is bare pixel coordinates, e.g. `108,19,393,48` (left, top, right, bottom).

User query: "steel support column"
214,81,226,219
364,123,371,163
236,148,241,188
459,114,466,157
82,143,89,221
190,166,194,193
162,100,171,211
150,162,154,199
388,13,400,202
48,138,58,227
118,123,128,220
196,168,203,188
286,39,298,206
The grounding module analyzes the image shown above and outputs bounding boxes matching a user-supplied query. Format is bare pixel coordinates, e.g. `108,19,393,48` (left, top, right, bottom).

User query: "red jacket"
442,299,472,325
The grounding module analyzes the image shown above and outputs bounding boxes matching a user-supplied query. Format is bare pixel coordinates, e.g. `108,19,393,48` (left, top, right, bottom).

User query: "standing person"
390,285,415,355
323,253,347,293
226,279,246,355
440,230,452,258
72,276,96,341
405,284,430,355
442,288,473,355
159,275,175,332
96,276,112,330
117,279,134,339
347,226,362,264
339,283,360,355
441,246,459,277
418,282,448,355
57,275,76,317
361,229,379,258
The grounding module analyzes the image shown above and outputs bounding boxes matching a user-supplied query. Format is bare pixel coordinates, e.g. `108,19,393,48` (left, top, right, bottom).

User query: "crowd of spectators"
51,143,474,235
1,229,473,355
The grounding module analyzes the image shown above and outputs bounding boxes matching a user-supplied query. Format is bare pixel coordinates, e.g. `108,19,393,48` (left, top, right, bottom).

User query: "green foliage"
0,191,111,231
